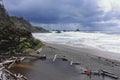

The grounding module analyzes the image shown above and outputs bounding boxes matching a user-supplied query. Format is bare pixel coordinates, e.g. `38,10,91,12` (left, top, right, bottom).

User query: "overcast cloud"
4,0,120,31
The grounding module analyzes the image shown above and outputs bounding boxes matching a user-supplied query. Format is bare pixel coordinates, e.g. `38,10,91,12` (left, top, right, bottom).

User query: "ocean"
32,31,120,54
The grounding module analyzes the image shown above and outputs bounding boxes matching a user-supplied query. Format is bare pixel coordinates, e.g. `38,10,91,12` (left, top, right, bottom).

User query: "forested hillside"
0,5,42,54
11,16,49,33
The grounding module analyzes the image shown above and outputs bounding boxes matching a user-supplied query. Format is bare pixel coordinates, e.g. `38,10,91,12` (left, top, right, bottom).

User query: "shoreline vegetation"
0,4,45,80
0,4,45,55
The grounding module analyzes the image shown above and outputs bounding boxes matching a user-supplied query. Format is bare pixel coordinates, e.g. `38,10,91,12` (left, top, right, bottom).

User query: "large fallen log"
101,70,119,79
80,69,119,79
103,73,119,79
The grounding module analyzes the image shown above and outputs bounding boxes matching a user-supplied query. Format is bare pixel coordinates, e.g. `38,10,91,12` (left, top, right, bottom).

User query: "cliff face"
0,5,42,54
11,16,49,33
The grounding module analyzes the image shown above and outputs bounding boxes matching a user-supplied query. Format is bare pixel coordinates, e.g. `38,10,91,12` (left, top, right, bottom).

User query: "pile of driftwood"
80,69,119,79
0,53,118,80
0,57,27,80
52,54,119,79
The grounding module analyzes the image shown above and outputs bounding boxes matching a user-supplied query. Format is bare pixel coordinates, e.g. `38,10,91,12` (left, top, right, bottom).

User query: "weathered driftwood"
72,62,81,65
0,58,27,80
59,58,68,61
103,73,119,79
5,69,27,80
53,54,57,62
70,61,81,65
0,57,25,69
70,61,73,65
8,57,17,69
101,70,115,75
80,69,119,79
101,70,119,79
38,55,46,60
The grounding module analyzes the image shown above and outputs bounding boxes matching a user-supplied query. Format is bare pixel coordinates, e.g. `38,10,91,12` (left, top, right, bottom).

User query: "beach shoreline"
41,43,120,76
44,42,120,61
10,42,120,80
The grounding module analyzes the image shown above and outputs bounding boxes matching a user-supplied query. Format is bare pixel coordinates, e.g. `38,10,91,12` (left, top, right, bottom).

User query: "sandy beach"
10,43,120,80
42,43,120,74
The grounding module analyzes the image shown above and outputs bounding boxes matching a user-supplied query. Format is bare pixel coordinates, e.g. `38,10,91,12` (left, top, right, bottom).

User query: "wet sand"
10,43,120,80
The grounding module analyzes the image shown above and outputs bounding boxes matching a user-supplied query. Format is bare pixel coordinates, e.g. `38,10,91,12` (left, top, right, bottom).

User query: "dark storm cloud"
4,0,101,23
4,0,120,30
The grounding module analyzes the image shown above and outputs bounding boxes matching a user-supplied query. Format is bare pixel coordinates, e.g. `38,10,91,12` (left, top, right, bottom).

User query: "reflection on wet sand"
9,58,116,80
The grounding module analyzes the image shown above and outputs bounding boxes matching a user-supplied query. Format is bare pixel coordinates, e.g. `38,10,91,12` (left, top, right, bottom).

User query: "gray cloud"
4,0,120,31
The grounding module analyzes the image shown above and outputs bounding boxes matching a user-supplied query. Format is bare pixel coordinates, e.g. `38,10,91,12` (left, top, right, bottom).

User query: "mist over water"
33,31,120,54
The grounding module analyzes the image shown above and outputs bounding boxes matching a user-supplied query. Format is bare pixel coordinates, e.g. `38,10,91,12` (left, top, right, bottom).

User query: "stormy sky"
4,0,120,31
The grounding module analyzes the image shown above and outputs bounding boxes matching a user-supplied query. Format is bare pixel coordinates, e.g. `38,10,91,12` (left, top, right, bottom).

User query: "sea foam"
32,32,120,54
